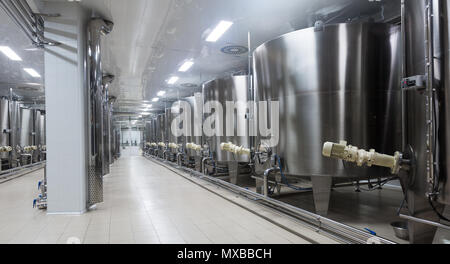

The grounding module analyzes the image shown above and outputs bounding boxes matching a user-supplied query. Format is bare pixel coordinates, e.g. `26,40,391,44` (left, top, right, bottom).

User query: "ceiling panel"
0,5,45,101
34,0,399,115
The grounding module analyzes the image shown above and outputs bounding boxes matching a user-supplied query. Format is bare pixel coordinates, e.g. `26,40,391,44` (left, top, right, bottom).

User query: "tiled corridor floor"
0,147,330,244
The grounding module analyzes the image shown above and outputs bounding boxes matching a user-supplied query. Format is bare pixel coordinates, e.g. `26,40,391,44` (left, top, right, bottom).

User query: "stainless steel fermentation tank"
0,99,46,168
145,120,153,144
184,94,203,159
399,0,450,243
38,113,46,161
33,110,41,163
0,98,10,163
156,113,166,158
165,107,179,158
202,75,250,163
253,22,402,215
202,76,251,183
9,100,20,168
19,107,34,165
170,94,203,170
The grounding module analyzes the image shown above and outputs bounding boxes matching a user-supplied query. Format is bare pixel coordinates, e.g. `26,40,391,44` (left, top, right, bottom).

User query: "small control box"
402,75,426,90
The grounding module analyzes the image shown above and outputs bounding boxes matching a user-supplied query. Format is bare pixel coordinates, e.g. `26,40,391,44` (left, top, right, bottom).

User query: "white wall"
121,129,142,145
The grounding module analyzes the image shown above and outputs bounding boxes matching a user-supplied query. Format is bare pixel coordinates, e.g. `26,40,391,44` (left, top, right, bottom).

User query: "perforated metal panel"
88,165,103,206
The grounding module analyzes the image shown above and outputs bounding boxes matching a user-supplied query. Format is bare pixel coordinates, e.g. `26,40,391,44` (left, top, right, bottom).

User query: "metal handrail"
0,0,60,47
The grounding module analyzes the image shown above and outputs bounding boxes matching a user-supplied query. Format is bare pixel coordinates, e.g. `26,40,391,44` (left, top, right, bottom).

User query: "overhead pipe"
0,0,60,47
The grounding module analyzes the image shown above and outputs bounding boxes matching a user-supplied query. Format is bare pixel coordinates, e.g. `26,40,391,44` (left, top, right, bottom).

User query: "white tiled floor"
0,147,327,244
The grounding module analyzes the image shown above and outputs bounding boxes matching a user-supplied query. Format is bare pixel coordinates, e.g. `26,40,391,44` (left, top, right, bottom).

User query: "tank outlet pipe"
322,141,402,174
150,143,158,148
263,167,279,197
158,142,166,148
186,143,202,151
220,142,251,156
168,143,180,149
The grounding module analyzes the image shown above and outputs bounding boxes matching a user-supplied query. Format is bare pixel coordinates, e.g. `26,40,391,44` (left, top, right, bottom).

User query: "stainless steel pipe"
86,18,113,207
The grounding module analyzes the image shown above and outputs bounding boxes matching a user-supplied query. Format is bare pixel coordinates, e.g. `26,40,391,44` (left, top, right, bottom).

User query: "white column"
43,3,89,214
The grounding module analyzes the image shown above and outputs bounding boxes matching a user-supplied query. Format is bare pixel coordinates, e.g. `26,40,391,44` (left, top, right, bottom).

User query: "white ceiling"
2,0,400,113
0,4,45,101
70,0,395,113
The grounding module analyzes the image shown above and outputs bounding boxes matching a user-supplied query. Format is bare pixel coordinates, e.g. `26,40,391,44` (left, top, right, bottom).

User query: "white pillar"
43,3,89,214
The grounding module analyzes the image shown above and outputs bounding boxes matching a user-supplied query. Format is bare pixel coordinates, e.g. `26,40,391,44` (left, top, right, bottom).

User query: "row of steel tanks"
0,98,46,171
143,21,402,215
143,75,252,185
144,16,450,242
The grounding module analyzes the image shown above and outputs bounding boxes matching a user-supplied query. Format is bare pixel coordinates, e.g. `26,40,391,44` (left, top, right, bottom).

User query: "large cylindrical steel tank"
34,110,41,147
33,110,42,162
9,100,20,167
145,120,152,143
253,22,402,178
150,117,157,143
401,0,450,244
202,75,250,163
156,114,165,143
165,107,179,154
183,94,203,158
19,107,33,147
0,98,10,159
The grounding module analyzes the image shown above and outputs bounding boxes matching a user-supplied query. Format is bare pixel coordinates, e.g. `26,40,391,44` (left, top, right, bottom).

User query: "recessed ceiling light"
152,98,159,102
157,91,166,97
24,68,41,78
178,60,194,72
206,20,233,42
167,76,179,85
0,46,22,61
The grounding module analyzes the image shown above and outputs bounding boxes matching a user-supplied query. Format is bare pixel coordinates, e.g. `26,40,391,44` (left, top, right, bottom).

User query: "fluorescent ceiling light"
178,61,194,72
206,20,233,42
167,76,179,85
24,68,41,78
157,91,166,97
152,98,159,102
0,46,22,61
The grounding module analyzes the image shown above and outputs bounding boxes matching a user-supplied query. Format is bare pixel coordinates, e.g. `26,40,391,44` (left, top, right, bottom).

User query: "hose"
274,155,312,192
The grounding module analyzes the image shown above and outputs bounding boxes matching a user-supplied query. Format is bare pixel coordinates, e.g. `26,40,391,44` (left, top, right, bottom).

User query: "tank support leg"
311,176,332,216
228,161,238,185
355,181,361,192
407,189,438,243
433,206,450,244
194,156,202,172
